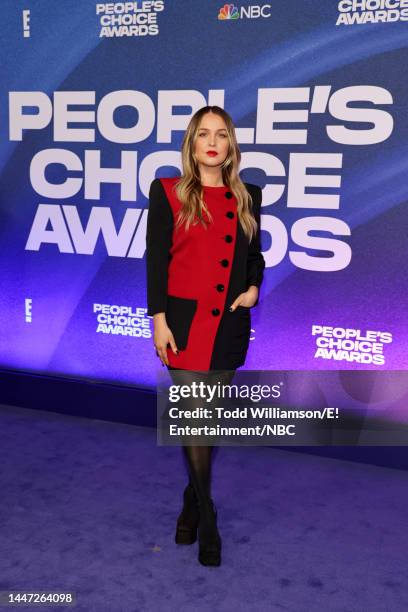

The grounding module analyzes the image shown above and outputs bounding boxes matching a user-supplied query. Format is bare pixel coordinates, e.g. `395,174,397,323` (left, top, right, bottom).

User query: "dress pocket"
165,294,198,350
227,305,251,356
236,305,251,314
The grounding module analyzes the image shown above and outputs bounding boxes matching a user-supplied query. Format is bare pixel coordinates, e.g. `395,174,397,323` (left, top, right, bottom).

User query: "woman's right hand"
153,313,179,366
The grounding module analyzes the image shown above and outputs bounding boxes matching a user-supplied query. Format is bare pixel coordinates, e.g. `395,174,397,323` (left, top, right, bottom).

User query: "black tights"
183,445,213,502
167,366,236,510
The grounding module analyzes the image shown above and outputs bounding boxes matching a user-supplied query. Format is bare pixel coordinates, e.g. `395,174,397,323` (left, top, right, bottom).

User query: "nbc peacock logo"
218,4,239,20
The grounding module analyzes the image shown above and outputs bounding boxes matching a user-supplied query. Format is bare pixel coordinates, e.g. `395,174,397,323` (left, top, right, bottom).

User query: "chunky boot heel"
175,483,199,545
198,499,221,566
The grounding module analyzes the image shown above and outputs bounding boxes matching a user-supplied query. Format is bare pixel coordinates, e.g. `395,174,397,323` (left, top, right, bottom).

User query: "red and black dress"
146,177,265,372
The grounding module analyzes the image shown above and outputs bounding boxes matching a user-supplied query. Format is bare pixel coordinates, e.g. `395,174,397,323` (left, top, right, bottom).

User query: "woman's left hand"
229,286,259,311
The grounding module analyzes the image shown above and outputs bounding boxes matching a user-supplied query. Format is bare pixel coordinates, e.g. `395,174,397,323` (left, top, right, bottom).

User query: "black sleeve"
145,178,174,316
246,185,266,307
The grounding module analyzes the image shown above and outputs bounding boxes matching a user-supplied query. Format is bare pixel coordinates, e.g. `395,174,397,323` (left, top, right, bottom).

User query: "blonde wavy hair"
172,106,258,242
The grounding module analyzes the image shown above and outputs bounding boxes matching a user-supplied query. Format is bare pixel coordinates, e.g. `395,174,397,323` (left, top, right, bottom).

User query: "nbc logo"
218,4,239,20
218,3,272,20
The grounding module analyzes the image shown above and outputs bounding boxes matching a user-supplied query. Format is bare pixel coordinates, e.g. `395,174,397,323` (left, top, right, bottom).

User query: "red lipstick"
206,151,218,157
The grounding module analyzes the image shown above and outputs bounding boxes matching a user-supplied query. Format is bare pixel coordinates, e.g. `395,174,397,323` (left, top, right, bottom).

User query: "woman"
145,105,265,566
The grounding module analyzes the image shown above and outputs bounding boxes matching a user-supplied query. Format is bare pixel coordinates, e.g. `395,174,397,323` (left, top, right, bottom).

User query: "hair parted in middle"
172,105,258,242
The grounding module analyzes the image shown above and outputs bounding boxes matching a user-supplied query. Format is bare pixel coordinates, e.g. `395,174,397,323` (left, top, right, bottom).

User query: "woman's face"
194,112,229,169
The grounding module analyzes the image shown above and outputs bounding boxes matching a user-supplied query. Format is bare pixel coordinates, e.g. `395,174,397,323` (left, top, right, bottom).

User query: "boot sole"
198,552,221,566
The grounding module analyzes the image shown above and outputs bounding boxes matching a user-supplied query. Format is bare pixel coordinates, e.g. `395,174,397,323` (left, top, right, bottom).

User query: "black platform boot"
175,483,200,545
197,498,221,566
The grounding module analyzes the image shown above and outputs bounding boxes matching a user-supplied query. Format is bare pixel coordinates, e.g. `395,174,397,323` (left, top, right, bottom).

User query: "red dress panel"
146,176,265,371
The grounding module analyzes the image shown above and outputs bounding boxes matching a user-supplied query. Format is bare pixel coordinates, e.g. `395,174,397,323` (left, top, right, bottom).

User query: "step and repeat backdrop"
1,1,407,393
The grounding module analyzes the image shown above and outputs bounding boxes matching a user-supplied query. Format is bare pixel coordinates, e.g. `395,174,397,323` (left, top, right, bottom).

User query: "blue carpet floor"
0,403,407,612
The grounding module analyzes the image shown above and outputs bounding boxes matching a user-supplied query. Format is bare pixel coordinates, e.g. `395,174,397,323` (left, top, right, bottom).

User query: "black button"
216,284,224,292
220,259,229,267
212,308,220,316
225,191,233,199
226,211,234,219
225,234,233,243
